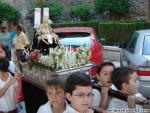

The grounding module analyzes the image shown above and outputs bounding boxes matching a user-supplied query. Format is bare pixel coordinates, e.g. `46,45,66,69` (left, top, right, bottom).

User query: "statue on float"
32,16,59,55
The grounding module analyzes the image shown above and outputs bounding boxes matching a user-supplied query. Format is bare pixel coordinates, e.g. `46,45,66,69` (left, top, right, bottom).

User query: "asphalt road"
103,46,120,67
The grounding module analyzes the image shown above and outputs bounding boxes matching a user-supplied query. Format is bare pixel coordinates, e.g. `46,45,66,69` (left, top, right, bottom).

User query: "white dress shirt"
37,101,77,113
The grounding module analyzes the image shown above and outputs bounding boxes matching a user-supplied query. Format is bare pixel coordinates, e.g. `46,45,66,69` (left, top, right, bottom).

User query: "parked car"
120,29,150,99
53,27,104,76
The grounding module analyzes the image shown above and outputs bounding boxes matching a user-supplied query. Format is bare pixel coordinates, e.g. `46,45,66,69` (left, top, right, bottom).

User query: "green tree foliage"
111,0,130,15
0,2,20,21
69,4,90,21
93,0,107,14
29,1,64,21
93,0,130,15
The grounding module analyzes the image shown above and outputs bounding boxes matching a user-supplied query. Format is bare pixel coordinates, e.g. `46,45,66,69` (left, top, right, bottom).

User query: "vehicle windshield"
143,35,150,55
56,32,92,48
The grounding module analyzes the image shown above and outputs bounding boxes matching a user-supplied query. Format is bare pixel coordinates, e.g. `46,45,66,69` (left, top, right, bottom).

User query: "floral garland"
27,44,90,71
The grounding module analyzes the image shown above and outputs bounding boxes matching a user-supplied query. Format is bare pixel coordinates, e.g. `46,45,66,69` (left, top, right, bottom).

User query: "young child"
0,45,26,113
0,57,18,113
37,75,70,113
13,25,30,72
92,62,115,109
108,67,143,112
65,72,94,113
65,72,115,113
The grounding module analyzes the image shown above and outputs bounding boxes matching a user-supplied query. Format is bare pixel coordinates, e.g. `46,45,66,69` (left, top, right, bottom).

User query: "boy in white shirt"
92,62,115,109
37,75,70,113
65,72,94,113
108,67,143,113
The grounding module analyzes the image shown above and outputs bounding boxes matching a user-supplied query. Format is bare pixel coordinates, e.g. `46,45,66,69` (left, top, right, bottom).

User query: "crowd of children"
36,64,149,113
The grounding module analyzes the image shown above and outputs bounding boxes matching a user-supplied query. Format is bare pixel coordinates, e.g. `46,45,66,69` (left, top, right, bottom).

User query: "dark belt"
0,108,17,113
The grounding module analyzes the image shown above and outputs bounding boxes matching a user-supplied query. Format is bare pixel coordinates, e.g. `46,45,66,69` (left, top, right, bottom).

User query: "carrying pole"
40,0,43,23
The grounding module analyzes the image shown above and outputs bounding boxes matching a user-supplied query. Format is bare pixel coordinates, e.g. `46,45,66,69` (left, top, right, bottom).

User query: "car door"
121,32,139,68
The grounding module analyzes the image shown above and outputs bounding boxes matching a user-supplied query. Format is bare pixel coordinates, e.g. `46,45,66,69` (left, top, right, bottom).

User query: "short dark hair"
0,57,9,72
1,26,7,33
45,75,65,91
65,72,92,94
97,62,115,74
111,67,135,90
17,25,23,32
17,25,26,33
12,21,18,26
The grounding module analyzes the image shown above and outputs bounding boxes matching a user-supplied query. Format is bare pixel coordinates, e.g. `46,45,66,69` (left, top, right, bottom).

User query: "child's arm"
99,86,109,109
0,75,17,97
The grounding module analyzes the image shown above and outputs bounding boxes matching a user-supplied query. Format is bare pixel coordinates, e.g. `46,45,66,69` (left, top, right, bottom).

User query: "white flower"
30,44,90,71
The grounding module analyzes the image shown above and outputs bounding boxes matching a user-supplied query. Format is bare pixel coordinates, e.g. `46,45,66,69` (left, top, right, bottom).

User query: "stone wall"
0,0,33,37
1,0,150,22
51,0,150,21
128,0,150,19
1,0,150,37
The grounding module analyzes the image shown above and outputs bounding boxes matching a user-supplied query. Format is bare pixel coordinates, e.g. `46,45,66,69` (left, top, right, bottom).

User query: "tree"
69,4,90,21
0,2,20,21
93,0,107,14
111,0,130,15
93,0,130,18
29,1,64,22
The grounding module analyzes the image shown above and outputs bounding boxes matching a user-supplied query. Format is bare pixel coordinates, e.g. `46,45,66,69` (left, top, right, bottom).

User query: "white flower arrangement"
32,44,90,71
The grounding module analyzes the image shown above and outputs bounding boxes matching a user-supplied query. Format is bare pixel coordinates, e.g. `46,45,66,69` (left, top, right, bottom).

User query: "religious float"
21,17,93,89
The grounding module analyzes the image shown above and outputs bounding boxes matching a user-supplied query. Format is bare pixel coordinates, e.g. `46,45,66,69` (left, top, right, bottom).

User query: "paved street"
103,46,120,67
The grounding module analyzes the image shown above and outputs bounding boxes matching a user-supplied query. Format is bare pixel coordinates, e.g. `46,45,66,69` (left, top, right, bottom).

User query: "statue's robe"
32,33,58,55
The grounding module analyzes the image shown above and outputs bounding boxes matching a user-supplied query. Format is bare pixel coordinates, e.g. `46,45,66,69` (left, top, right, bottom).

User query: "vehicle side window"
126,32,139,53
143,35,150,55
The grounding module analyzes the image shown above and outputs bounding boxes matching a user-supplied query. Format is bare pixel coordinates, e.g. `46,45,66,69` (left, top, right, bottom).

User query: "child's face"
97,65,114,88
66,85,92,113
0,48,6,57
125,72,139,95
47,86,66,107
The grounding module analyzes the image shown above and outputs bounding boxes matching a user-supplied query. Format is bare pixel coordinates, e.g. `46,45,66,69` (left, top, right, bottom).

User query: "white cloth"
91,89,101,107
47,34,52,44
111,84,118,90
8,61,15,73
108,98,143,113
37,101,76,113
135,93,143,97
37,102,51,113
0,73,17,112
63,105,79,113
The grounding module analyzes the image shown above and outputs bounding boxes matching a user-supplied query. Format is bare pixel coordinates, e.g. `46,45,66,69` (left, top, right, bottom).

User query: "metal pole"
40,0,43,24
